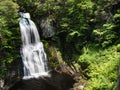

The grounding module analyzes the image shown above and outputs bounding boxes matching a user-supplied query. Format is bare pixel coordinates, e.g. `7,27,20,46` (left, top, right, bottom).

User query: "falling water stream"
19,12,49,79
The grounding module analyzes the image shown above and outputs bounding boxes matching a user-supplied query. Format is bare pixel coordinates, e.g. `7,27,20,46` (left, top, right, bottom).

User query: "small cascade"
19,12,49,79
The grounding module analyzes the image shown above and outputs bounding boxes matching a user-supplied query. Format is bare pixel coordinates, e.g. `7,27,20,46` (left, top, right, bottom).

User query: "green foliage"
114,10,120,19
77,0,94,9
93,23,116,47
0,0,20,78
66,31,81,42
78,45,119,90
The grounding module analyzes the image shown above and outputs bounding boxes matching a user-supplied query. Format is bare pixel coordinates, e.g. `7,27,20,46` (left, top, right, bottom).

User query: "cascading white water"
19,12,49,79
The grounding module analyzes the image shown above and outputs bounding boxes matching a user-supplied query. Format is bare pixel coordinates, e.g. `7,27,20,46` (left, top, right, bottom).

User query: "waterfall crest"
19,12,49,79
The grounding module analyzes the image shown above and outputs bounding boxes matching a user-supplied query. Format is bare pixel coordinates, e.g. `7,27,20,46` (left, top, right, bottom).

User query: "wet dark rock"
9,70,75,90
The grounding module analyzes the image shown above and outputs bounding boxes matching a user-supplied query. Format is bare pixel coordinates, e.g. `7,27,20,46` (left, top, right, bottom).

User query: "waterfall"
19,12,49,79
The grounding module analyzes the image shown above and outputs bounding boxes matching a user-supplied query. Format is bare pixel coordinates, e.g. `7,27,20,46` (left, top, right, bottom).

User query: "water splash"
19,12,49,79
